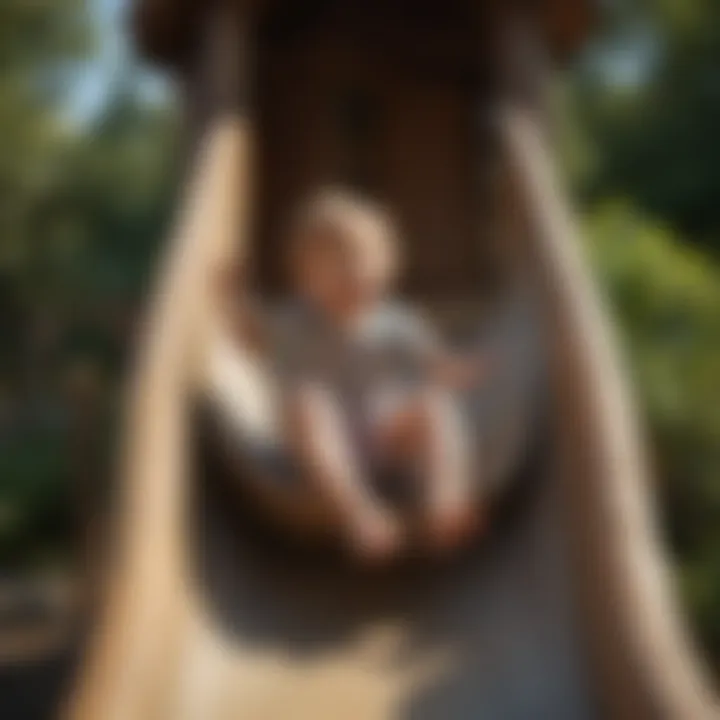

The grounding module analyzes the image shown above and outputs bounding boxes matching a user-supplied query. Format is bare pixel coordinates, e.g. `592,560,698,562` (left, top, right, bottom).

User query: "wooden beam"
133,0,598,69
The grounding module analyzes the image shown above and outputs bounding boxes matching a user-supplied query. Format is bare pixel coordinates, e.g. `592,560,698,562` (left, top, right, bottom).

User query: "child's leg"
284,383,401,560
374,389,476,550
421,390,478,549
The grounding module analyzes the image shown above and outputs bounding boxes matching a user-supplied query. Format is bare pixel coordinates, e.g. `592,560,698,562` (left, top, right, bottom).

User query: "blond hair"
288,188,400,285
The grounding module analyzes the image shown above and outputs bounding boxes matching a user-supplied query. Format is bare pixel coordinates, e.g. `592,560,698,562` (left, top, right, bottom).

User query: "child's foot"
426,500,479,553
347,505,402,563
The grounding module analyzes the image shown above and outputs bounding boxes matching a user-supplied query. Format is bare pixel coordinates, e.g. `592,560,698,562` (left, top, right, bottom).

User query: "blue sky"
71,0,172,122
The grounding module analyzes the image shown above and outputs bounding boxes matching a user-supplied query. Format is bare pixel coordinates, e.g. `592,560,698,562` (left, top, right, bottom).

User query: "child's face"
293,226,389,317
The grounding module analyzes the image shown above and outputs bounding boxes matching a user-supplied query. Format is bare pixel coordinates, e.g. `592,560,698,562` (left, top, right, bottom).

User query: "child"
237,190,485,560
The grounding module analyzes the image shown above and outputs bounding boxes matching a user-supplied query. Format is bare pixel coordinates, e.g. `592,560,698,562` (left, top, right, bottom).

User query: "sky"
70,0,172,123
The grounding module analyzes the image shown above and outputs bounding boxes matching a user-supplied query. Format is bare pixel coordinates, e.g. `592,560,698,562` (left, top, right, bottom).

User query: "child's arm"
392,306,492,392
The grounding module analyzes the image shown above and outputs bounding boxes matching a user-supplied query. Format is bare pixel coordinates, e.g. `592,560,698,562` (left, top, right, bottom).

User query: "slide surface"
67,111,714,720
192,437,594,720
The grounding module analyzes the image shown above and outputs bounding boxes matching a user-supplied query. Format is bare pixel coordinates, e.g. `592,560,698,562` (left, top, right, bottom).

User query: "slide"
65,108,715,720
65,12,716,713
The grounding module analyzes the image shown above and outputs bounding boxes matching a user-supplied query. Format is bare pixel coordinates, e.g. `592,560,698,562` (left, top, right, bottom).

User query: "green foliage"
568,0,720,663
0,0,90,66
0,0,181,567
0,0,92,264
574,0,720,252
0,92,181,566
0,422,73,567
585,204,720,658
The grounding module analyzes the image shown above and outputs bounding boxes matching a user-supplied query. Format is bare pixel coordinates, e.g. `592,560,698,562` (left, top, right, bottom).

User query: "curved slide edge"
500,107,716,719
66,11,254,718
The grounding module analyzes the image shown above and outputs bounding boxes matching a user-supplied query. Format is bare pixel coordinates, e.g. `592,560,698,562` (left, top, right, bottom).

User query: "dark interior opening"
253,0,505,298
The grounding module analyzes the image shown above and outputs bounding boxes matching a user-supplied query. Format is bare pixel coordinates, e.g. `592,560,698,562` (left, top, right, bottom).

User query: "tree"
565,3,720,662
573,0,720,254
585,202,720,662
0,2,181,567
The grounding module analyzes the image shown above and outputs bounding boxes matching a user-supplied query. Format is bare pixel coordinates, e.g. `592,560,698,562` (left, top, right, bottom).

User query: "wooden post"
494,11,715,720
67,4,254,720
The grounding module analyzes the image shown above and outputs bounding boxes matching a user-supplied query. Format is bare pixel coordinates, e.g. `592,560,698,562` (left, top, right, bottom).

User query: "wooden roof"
132,0,598,69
